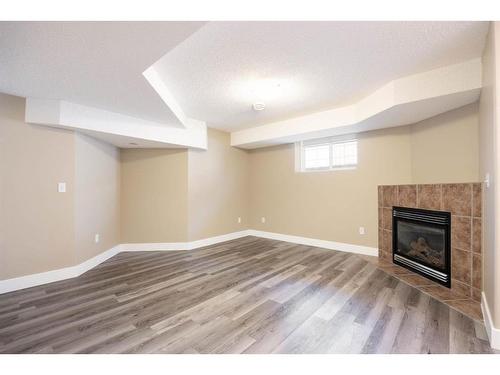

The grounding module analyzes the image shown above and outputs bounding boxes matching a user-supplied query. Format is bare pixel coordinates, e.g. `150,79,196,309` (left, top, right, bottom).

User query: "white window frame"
295,134,358,172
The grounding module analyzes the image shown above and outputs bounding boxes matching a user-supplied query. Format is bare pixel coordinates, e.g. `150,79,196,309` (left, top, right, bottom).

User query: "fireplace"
392,206,451,287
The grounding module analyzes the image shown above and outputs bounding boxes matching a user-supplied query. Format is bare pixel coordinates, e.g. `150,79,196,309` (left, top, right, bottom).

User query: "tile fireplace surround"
377,183,483,321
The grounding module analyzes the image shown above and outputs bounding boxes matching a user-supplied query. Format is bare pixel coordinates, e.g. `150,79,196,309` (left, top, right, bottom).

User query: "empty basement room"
2,2,500,372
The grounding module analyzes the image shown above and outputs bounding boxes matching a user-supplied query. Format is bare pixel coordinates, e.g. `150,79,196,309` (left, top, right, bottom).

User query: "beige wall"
75,133,120,262
188,128,249,240
249,126,413,248
119,129,250,243
0,93,122,279
479,22,500,327
120,148,188,243
411,103,479,184
0,94,483,284
0,93,75,279
249,104,480,249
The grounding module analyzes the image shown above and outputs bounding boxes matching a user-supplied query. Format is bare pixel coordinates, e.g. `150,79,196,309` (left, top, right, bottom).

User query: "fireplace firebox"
392,206,451,287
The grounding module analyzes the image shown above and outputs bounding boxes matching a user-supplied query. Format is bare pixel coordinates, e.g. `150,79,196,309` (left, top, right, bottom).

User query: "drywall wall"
249,104,480,249
0,93,482,286
0,93,76,279
188,128,250,241
0,93,123,280
120,128,250,244
479,22,500,328
411,103,479,184
120,148,188,243
249,126,413,248
75,133,120,263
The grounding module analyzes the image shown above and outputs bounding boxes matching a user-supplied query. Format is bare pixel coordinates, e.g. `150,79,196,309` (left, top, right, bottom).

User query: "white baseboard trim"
185,230,253,250
0,245,121,295
0,229,377,294
120,230,253,252
0,232,253,294
247,230,378,256
481,292,500,350
120,241,188,251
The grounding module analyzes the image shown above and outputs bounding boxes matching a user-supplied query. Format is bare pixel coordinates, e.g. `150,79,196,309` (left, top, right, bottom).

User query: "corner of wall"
187,127,251,241
478,20,500,332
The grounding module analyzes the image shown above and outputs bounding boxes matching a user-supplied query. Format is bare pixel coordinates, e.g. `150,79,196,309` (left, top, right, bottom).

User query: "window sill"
298,166,357,173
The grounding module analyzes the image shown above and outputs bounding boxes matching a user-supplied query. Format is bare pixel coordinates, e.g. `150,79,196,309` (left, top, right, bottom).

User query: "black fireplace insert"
392,206,451,287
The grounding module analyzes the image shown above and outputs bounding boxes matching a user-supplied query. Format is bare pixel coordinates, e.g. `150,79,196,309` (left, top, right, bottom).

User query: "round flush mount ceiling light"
253,102,266,111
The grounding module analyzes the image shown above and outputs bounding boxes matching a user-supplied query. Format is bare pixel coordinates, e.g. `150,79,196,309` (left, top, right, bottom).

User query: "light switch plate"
58,182,66,193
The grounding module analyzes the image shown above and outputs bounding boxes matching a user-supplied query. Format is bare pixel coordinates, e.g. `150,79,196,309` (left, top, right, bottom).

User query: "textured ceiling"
0,21,490,133
0,21,206,125
153,21,489,130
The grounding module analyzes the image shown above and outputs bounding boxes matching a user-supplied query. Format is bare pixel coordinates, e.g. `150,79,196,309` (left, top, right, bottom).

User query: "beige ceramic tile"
397,185,417,208
451,216,472,251
443,183,472,216
417,184,442,210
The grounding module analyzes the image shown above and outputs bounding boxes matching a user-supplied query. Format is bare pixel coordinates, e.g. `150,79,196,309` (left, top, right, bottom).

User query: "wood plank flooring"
0,236,496,354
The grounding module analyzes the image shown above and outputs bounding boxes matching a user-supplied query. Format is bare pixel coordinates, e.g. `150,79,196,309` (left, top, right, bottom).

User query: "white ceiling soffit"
152,21,488,131
0,21,209,148
25,98,207,149
230,59,482,149
1,21,488,149
0,21,206,127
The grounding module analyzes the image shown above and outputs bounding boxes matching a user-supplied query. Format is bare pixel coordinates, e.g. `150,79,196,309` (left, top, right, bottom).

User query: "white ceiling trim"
0,21,208,126
25,98,207,149
150,22,488,131
230,59,482,149
143,65,189,128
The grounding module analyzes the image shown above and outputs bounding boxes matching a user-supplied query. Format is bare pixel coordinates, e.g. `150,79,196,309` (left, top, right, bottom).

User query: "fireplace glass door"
392,207,451,287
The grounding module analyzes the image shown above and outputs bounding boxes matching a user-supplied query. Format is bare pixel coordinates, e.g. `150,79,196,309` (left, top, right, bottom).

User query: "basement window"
296,135,358,172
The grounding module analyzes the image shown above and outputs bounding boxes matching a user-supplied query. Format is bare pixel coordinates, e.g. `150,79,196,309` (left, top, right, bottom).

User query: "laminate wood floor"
0,236,496,354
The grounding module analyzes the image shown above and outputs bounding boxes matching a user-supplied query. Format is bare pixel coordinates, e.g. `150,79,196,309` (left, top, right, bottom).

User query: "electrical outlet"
359,226,365,235
237,217,242,224
94,234,100,243
58,182,66,193
261,217,266,224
